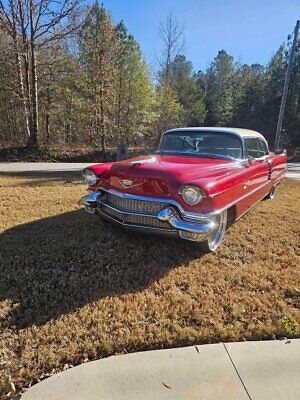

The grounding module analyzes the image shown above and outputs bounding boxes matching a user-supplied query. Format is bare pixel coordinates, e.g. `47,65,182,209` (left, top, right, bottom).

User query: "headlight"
83,169,98,186
180,186,204,205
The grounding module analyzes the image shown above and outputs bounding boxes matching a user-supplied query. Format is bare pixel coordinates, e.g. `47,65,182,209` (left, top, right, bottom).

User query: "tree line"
0,2,299,153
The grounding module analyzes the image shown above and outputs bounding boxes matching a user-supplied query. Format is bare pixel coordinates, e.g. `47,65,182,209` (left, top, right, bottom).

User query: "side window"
258,139,268,156
245,138,260,158
245,138,268,159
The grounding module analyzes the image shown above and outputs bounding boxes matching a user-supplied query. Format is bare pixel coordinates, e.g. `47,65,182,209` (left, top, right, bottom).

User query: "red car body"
81,128,287,252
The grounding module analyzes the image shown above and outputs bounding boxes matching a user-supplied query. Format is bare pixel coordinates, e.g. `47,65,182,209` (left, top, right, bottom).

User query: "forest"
0,1,299,158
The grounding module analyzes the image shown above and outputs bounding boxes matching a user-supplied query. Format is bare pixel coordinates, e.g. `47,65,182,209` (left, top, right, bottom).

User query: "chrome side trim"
195,180,271,218
236,178,283,221
235,190,270,221
274,170,286,180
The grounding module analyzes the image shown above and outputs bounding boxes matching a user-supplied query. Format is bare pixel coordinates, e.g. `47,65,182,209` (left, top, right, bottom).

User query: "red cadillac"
80,128,287,252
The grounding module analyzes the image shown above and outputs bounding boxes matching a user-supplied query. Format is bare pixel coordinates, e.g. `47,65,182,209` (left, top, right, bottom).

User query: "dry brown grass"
0,175,299,398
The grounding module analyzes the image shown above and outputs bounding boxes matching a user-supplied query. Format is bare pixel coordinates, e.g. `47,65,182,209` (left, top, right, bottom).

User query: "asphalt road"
0,162,299,180
286,163,300,180
0,162,97,173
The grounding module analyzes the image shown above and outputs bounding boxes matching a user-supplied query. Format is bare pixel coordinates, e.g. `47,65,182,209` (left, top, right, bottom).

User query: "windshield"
158,131,243,160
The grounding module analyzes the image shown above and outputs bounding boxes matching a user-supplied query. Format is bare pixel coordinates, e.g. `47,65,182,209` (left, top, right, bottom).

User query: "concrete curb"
21,340,300,400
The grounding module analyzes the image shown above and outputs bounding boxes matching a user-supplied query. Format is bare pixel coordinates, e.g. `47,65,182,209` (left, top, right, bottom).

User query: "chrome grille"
98,191,174,231
100,204,172,230
106,193,168,215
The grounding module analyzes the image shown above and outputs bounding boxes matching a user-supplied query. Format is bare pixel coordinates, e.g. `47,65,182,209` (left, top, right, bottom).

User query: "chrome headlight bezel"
83,169,98,186
180,185,204,205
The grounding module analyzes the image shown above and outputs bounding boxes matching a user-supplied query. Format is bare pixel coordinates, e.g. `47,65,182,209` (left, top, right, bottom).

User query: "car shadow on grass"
0,209,204,328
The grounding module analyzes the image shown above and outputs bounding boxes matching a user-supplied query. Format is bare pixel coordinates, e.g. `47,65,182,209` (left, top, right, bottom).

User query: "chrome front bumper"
80,190,217,242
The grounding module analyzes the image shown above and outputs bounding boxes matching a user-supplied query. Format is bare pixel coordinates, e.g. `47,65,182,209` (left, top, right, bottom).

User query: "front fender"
84,162,114,190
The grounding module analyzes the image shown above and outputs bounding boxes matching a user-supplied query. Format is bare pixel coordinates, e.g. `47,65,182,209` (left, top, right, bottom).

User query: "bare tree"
0,27,25,144
0,0,83,149
158,12,184,83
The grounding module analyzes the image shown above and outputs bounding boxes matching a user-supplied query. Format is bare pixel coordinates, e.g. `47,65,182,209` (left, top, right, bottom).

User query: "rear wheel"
199,209,228,253
264,185,276,200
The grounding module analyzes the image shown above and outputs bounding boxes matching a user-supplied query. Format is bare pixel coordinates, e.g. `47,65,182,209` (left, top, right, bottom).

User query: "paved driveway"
0,162,97,173
286,163,300,180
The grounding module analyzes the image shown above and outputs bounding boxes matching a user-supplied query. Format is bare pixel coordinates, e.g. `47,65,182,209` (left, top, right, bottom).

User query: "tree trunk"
15,48,31,142
45,87,51,145
27,50,38,149
22,53,33,144
100,133,105,153
28,0,39,149
117,71,123,141
67,94,73,144
11,0,31,144
99,82,106,153
64,95,73,144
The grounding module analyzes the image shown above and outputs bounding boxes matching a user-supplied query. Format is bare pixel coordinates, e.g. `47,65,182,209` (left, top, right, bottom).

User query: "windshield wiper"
195,152,235,160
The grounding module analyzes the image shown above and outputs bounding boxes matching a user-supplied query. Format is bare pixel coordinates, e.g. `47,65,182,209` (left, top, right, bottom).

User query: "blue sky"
100,0,299,72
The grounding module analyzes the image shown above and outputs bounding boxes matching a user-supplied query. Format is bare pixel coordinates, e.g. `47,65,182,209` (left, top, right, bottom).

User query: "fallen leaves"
162,382,172,389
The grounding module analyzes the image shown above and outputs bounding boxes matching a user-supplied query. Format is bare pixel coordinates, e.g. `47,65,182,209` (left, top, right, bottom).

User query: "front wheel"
199,210,228,252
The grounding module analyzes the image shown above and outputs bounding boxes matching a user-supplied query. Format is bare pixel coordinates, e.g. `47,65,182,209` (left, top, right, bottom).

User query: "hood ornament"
130,157,155,167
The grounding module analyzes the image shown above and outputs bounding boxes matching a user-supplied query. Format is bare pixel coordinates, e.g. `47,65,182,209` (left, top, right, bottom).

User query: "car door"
237,137,271,215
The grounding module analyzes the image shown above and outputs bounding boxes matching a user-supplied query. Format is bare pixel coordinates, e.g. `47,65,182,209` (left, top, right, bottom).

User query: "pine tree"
167,55,206,126
283,36,300,148
80,2,118,152
262,45,287,143
231,63,267,133
204,50,235,126
115,21,154,145
153,81,183,144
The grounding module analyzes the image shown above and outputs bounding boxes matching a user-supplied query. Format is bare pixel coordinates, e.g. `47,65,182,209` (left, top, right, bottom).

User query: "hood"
102,154,240,197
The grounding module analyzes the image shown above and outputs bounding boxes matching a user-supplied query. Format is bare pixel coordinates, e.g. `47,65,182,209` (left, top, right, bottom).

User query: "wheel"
199,209,228,252
264,185,276,200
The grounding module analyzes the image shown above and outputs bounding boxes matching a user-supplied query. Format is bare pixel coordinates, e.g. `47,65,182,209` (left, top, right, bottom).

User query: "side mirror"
241,156,255,167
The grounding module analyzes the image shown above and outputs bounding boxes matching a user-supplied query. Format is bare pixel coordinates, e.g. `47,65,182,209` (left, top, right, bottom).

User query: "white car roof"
166,127,268,142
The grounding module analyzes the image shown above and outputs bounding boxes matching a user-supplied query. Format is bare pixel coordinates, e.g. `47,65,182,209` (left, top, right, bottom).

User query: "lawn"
0,175,299,398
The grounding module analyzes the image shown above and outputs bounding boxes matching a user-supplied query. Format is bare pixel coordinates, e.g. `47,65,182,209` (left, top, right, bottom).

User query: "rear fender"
268,151,287,184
